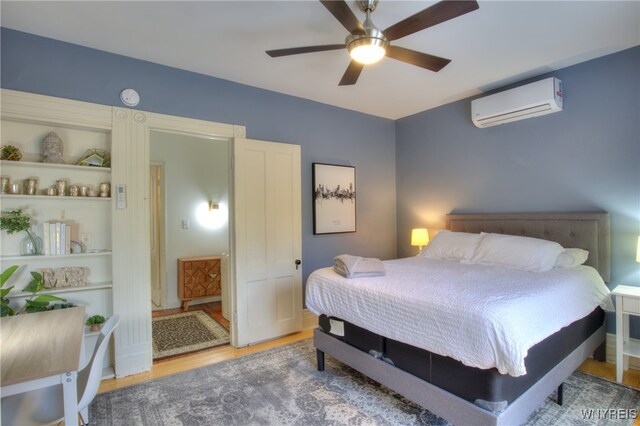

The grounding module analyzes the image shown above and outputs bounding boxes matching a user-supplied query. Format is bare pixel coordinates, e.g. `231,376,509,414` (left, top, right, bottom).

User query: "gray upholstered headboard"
445,212,610,282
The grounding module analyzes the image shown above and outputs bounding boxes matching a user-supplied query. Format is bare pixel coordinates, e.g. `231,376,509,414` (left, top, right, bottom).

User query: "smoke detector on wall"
119,88,140,107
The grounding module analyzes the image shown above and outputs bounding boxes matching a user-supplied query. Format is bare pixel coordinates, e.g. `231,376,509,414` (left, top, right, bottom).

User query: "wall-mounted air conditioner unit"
471,77,563,128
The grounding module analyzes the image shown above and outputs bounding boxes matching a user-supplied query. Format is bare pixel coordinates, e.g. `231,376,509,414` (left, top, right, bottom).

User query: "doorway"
113,108,304,375
148,130,232,359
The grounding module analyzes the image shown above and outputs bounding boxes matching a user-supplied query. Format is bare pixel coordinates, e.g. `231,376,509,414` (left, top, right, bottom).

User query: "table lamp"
411,228,429,254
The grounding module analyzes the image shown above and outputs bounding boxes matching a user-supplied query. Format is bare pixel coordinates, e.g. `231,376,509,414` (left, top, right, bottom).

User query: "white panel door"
234,138,302,346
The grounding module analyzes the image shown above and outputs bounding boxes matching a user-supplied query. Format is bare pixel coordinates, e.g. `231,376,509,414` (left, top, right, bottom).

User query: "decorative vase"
20,231,43,256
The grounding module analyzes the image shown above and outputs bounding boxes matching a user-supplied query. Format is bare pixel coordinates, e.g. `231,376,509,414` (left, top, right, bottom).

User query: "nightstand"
611,285,640,383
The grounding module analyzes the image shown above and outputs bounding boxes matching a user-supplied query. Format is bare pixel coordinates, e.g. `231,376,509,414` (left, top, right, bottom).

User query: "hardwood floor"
578,358,640,388
99,331,640,423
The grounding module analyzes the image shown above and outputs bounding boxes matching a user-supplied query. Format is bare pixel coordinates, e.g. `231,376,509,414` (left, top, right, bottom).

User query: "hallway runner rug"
152,310,230,359
92,339,639,425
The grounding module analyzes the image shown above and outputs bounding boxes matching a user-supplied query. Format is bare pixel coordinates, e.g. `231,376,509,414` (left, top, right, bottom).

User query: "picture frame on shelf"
312,163,356,235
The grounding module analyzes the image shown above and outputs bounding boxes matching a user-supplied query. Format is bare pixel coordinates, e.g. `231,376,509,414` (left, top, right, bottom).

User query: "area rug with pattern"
93,339,639,425
152,310,230,359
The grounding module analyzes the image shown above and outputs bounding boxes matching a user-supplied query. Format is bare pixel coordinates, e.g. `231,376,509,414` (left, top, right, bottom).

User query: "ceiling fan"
266,0,479,86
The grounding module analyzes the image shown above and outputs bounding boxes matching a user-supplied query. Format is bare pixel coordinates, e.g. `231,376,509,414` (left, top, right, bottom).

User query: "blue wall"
0,28,398,289
396,46,640,334
3,28,639,335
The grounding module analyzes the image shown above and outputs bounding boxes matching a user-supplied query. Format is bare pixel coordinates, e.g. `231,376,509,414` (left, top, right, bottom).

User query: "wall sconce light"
197,198,227,230
411,228,429,254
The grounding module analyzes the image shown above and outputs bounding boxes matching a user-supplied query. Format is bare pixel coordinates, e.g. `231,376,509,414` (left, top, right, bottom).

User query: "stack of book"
42,221,79,255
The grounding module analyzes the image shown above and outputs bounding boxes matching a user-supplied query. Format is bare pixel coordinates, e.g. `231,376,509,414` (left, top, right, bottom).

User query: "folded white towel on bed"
334,254,385,278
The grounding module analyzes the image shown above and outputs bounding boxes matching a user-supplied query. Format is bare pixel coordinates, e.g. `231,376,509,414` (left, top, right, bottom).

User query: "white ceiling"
2,1,639,119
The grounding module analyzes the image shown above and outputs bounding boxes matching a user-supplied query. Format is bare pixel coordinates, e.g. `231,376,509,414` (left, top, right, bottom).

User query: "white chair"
1,314,120,426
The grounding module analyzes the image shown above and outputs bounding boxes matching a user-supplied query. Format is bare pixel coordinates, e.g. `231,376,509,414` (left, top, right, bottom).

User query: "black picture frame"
312,163,356,234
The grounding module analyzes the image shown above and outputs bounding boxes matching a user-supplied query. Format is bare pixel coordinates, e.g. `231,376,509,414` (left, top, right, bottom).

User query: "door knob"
295,259,301,270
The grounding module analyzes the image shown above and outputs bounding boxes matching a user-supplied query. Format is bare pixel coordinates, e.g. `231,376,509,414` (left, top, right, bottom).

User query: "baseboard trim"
115,343,152,378
303,309,318,330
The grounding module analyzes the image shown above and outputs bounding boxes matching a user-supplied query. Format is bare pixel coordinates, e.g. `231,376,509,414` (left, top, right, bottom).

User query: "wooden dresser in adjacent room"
177,256,222,311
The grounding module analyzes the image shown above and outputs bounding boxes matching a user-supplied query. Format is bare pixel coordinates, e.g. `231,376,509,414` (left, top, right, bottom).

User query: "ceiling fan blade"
266,44,346,58
383,0,479,41
319,0,365,35
386,46,451,72
339,61,365,86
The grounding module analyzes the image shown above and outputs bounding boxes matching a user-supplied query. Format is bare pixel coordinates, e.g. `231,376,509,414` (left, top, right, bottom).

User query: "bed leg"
316,349,325,372
593,340,606,362
556,383,564,406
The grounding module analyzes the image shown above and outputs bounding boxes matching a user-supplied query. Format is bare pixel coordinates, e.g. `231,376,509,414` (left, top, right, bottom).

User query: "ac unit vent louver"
471,78,563,128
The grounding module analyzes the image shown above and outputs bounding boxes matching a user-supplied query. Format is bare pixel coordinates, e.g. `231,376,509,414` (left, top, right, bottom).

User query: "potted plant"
1,265,66,316
86,314,106,332
22,270,66,313
0,208,42,255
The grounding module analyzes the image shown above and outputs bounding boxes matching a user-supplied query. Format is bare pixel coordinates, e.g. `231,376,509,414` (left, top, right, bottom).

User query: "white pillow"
420,230,484,262
470,233,564,272
554,248,589,268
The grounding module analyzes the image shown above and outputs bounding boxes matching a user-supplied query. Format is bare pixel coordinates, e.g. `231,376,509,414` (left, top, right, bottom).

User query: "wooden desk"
1,306,85,425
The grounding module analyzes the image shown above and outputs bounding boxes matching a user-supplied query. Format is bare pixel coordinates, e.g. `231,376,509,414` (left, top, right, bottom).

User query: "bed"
306,212,611,426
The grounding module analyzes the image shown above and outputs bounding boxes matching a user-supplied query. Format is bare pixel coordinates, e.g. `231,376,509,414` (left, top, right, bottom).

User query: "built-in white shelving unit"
2,88,246,378
1,90,114,375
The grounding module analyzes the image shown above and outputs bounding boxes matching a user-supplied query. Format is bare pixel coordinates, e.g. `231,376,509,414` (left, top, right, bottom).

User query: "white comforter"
305,256,613,377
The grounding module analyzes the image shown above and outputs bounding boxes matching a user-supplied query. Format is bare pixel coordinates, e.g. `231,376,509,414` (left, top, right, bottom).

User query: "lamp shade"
637,235,640,263
411,228,429,247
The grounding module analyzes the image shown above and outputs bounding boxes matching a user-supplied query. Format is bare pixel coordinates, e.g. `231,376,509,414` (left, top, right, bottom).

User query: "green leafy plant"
22,271,66,313
85,314,106,326
1,265,19,317
0,208,40,255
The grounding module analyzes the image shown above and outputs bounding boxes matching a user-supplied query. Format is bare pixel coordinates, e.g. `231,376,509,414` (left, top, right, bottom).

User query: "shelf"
623,340,640,358
0,194,111,201
0,160,110,173
6,281,113,298
1,251,112,261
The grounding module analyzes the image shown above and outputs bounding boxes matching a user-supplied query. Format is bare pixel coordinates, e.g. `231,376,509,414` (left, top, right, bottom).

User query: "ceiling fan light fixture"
346,30,388,65
267,0,479,86
349,39,386,64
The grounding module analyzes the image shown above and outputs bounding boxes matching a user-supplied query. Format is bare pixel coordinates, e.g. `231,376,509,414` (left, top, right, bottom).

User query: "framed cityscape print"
312,163,356,234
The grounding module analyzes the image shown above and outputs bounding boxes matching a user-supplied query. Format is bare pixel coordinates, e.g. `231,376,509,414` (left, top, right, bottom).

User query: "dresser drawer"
622,297,640,315
178,256,222,300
